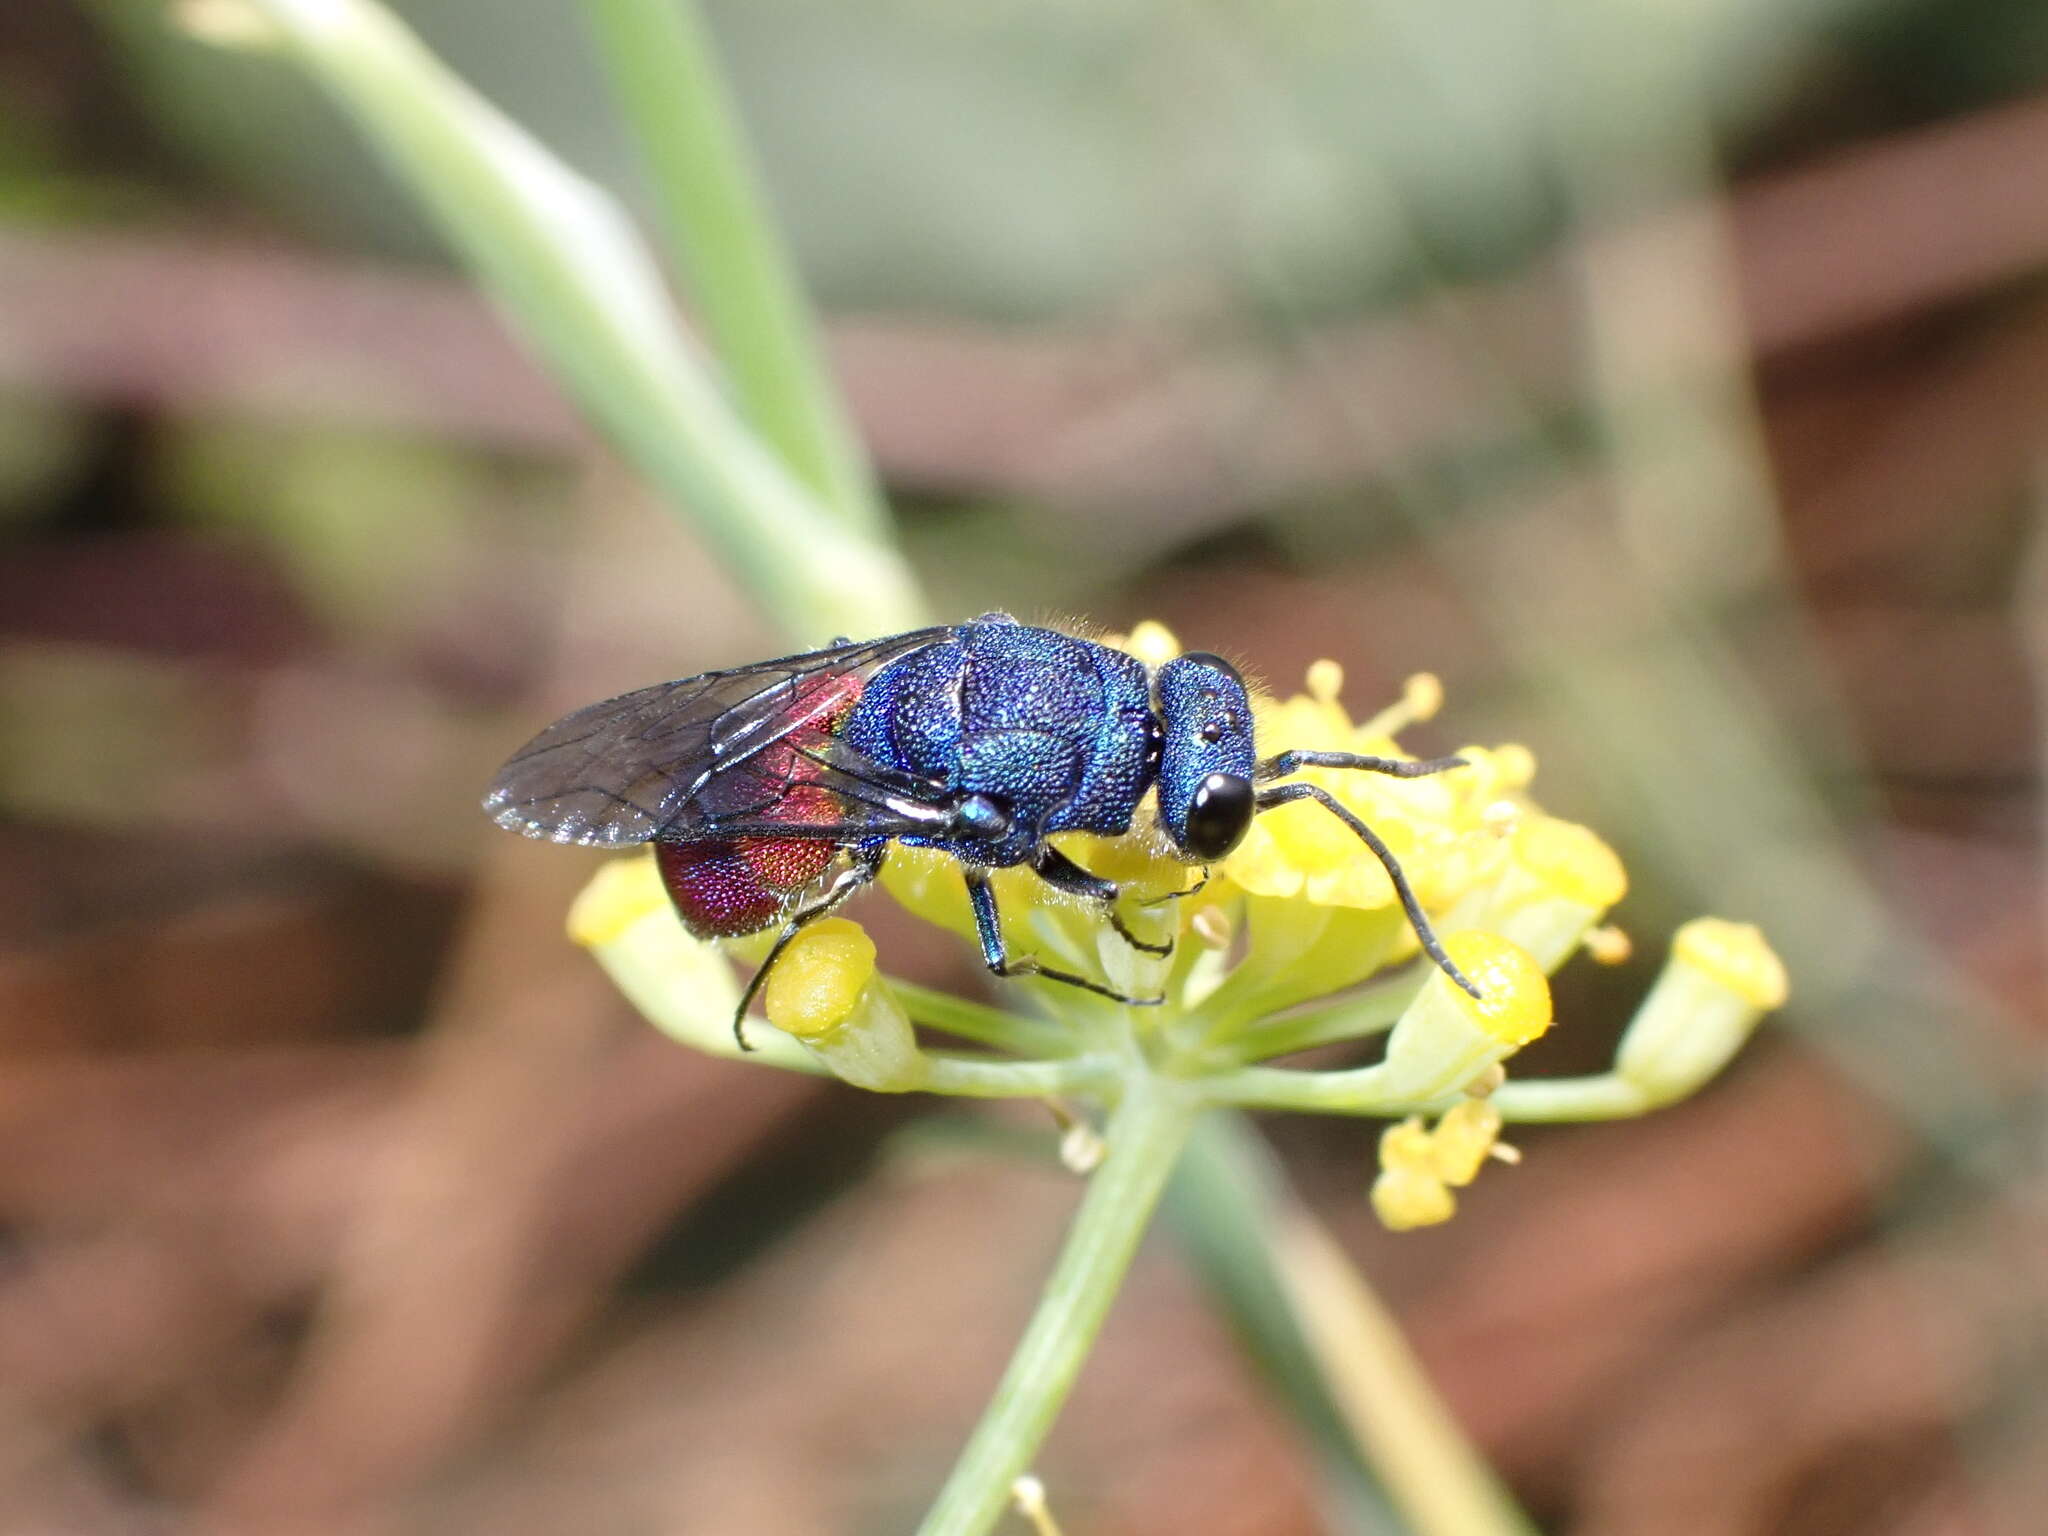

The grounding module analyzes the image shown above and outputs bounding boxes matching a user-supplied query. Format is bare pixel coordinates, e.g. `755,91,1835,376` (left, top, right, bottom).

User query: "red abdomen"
656,669,865,937
657,836,837,938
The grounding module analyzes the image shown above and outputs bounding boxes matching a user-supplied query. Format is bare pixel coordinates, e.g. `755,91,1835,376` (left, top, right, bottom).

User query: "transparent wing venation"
481,627,956,847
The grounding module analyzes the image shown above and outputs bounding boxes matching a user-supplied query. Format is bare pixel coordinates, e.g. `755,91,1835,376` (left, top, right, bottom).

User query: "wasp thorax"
955,793,1011,840
1153,652,1256,862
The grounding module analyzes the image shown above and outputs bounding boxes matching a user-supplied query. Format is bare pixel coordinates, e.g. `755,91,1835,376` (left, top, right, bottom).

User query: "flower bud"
569,856,749,1056
567,851,668,948
1614,918,1787,1106
877,844,982,938
765,919,929,1092
1483,815,1631,971
1514,813,1626,907
1377,932,1552,1102
1012,1474,1064,1536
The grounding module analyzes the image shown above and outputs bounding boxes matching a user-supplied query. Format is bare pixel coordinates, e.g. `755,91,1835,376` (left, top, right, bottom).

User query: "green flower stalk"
571,634,1789,1533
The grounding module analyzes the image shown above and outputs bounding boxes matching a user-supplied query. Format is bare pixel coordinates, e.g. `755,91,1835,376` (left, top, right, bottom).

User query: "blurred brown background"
0,3,2043,1533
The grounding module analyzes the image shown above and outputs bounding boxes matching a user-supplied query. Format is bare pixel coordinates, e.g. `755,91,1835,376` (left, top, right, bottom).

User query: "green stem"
922,1053,1117,1101
1269,1199,1540,1536
1201,1063,1456,1117
894,980,1074,1059
1165,1116,1404,1532
1219,977,1421,1063
916,1077,1200,1536
242,0,919,641
582,0,886,535
1491,1073,1653,1121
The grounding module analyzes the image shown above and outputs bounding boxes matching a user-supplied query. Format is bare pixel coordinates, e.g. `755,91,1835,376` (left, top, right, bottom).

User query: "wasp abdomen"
656,836,838,938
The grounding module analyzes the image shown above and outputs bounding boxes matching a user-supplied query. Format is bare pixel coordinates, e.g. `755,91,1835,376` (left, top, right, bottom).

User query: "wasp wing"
483,627,957,848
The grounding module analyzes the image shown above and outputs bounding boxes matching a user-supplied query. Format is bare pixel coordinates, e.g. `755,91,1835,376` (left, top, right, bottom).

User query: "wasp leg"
1253,782,1483,1000
1254,748,1468,783
963,868,1165,1007
1137,870,1208,907
1030,845,1174,957
732,843,887,1049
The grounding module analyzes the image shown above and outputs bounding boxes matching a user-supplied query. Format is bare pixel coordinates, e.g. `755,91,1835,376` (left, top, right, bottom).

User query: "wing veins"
484,626,960,847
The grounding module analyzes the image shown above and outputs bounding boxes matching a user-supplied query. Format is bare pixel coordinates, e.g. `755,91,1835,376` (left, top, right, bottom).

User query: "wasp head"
1154,651,1256,862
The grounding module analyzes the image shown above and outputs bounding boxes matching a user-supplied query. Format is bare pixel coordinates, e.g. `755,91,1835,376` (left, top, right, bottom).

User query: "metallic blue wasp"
485,613,1480,1041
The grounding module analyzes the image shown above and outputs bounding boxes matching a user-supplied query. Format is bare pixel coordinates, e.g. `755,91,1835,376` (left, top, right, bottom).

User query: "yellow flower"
1611,919,1787,1107
1371,1118,1457,1230
1375,931,1553,1101
560,629,1784,1239
1369,1096,1513,1230
1222,665,1521,921
765,918,929,1091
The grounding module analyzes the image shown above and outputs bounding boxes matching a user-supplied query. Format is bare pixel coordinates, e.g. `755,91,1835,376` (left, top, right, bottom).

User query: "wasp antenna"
1253,782,1484,999
1255,748,1468,784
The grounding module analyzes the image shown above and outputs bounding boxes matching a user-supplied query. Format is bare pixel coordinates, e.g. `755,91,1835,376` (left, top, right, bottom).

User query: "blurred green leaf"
229,0,921,639
1166,1117,1407,1536
585,0,886,536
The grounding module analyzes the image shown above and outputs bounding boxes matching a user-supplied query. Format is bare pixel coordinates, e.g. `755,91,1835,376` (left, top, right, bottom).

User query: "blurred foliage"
162,421,559,651
0,0,2040,1528
84,0,2047,317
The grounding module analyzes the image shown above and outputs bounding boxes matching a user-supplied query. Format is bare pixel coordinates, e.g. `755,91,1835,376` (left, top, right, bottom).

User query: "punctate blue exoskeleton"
485,614,1478,1042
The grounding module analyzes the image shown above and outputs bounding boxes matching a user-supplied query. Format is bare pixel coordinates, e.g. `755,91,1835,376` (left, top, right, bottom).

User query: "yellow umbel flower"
1224,662,1523,918
565,632,1786,1240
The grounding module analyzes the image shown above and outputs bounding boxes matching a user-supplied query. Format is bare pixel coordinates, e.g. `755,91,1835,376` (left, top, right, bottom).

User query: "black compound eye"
1184,771,1254,861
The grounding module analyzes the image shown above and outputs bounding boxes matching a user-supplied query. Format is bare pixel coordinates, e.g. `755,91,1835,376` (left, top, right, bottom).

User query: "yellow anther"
1511,815,1628,910
1429,1098,1504,1187
1402,671,1444,721
1191,904,1234,949
1371,1164,1456,1230
1357,670,1443,738
1583,924,1633,965
1488,1141,1523,1166
1380,1115,1437,1172
1306,658,1346,705
566,854,668,948
1491,743,1537,789
1440,932,1553,1047
1673,918,1789,1009
763,919,877,1040
1122,621,1183,668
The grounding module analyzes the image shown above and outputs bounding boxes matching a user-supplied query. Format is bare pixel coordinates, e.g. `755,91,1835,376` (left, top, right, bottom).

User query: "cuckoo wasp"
485,614,1479,1042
